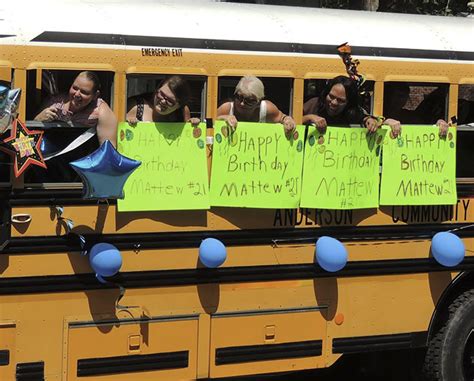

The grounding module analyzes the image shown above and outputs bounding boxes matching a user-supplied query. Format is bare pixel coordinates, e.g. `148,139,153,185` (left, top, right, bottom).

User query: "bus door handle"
11,214,32,224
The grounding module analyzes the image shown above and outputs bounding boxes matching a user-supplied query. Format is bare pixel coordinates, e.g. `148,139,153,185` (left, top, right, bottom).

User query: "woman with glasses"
217,76,295,136
126,75,199,126
303,75,400,136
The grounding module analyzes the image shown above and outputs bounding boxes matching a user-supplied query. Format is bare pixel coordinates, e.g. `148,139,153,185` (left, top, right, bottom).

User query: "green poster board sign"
380,125,457,205
210,121,305,208
117,122,210,211
301,126,386,210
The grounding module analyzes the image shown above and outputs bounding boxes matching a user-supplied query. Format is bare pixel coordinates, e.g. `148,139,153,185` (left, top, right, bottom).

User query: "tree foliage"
229,0,471,16
377,0,469,15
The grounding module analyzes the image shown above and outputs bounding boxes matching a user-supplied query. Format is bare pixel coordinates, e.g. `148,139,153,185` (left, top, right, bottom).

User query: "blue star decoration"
0,119,47,177
70,140,141,200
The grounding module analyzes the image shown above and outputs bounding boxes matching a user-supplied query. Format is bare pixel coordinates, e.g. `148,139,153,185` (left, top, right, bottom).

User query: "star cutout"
70,140,141,199
0,118,46,177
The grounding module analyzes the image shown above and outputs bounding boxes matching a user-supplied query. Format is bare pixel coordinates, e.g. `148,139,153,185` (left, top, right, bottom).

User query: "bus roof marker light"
431,232,465,267
199,238,227,268
89,242,123,283
315,236,348,273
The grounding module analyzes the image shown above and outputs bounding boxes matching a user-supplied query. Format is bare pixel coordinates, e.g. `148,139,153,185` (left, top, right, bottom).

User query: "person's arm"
265,101,295,136
302,97,327,132
97,102,118,147
382,118,401,138
436,119,449,137
303,97,318,116
125,97,139,125
183,105,200,127
34,98,59,122
216,102,237,131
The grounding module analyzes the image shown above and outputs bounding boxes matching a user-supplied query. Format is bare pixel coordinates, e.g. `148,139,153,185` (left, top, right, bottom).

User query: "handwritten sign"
117,122,210,211
210,122,304,208
301,126,385,210
380,125,457,205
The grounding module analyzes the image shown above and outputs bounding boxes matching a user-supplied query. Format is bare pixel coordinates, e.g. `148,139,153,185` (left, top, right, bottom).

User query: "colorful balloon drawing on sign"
380,125,457,206
301,126,386,210
210,121,305,208
117,122,210,211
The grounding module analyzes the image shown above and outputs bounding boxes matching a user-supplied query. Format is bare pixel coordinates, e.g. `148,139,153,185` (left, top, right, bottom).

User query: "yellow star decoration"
11,132,35,158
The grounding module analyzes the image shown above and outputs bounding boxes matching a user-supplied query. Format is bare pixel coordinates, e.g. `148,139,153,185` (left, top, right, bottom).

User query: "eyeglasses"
234,93,259,107
156,89,178,107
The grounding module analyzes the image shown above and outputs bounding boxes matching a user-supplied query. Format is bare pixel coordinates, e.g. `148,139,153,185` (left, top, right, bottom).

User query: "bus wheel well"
428,271,474,342
423,288,474,380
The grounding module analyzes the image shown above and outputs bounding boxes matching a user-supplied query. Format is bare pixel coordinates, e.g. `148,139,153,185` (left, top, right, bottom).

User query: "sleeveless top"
229,100,267,122
47,95,104,127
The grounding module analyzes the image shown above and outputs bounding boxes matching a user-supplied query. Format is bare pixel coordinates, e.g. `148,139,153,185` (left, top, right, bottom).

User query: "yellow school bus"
1,1,474,380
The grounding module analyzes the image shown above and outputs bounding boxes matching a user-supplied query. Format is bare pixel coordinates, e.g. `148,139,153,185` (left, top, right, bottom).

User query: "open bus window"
0,150,10,185
383,82,449,124
304,78,375,121
0,79,12,186
457,85,474,179
126,74,207,122
457,130,474,178
24,69,115,186
458,85,474,126
218,76,293,117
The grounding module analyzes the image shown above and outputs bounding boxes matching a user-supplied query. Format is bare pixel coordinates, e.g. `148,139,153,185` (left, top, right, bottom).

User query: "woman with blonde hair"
217,75,295,136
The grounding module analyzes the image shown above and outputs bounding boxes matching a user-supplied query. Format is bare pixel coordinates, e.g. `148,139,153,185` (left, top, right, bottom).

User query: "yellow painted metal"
0,65,12,83
197,314,211,379
449,84,459,121
66,317,199,380
0,39,474,381
0,322,16,381
209,310,327,378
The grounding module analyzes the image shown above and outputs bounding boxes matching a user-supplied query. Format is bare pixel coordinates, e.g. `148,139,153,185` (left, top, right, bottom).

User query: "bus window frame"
0,65,13,188
455,124,474,183
125,73,208,123
22,67,116,190
217,75,295,117
383,80,474,183
382,80,450,124
458,83,474,127
303,76,376,116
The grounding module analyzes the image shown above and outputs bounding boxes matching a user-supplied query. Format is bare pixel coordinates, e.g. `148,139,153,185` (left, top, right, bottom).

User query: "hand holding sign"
210,121,304,208
380,125,457,205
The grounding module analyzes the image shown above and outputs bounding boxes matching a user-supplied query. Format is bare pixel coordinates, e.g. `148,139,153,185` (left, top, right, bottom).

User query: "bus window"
218,76,293,117
304,78,375,119
126,74,207,122
0,79,12,186
458,85,474,126
24,69,115,186
457,84,474,179
383,82,449,124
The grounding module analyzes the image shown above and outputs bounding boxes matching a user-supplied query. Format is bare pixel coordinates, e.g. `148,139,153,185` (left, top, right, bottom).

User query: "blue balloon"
431,232,465,267
0,85,8,110
89,243,123,283
315,236,348,272
70,140,141,199
0,88,21,134
199,238,227,268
